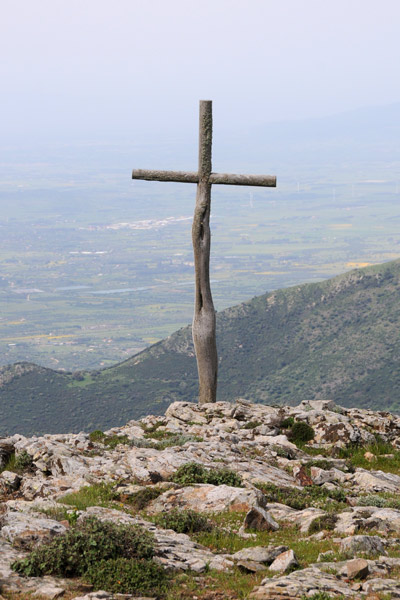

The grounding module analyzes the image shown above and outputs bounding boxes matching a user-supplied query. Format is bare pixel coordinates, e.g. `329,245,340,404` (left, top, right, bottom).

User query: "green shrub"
308,514,338,534
12,517,155,578
280,416,295,429
84,557,167,595
288,422,315,443
357,494,387,507
172,462,242,487
242,421,262,430
89,430,106,443
89,429,106,442
127,487,163,511
256,482,346,510
153,509,212,534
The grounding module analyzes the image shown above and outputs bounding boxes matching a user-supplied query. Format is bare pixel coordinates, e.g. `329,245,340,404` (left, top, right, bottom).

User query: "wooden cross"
132,100,276,404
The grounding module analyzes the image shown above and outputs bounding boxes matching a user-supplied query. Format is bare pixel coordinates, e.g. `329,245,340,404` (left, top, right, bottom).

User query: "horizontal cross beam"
132,169,276,187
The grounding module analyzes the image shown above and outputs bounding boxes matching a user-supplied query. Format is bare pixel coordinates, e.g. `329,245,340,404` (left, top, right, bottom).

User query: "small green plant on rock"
242,421,262,430
89,430,130,449
280,416,295,429
255,482,346,511
172,462,242,487
288,422,315,444
59,482,118,511
308,514,338,534
153,509,213,534
89,430,106,443
2,451,34,474
127,487,163,511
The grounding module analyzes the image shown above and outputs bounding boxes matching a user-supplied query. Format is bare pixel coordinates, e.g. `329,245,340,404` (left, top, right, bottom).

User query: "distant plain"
1,104,400,370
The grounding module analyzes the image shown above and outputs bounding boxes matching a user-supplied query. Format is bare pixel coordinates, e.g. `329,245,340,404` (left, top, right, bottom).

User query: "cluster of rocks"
1,398,400,598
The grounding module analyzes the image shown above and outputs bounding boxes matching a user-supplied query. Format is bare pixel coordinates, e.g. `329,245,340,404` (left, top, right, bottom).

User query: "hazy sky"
2,0,400,144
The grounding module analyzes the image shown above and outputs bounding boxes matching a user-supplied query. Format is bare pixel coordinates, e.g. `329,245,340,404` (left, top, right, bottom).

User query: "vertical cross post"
132,100,276,404
192,101,218,404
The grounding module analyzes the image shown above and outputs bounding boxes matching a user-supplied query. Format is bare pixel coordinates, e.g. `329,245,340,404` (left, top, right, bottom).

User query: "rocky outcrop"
2,398,400,598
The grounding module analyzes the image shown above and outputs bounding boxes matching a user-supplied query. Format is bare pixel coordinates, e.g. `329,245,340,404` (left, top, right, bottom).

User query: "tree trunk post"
192,100,218,404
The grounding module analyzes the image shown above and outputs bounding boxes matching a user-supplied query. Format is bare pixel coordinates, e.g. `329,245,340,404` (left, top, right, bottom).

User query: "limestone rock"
340,534,387,556
0,510,66,548
0,470,21,491
243,506,279,532
351,468,400,493
32,584,66,598
146,484,264,514
233,545,288,564
346,558,369,579
268,549,298,573
250,566,359,598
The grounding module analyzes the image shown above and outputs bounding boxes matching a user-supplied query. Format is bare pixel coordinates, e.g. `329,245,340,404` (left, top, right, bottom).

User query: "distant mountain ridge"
2,258,400,436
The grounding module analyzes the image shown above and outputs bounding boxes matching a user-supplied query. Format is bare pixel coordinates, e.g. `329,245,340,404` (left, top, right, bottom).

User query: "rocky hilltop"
2,399,400,599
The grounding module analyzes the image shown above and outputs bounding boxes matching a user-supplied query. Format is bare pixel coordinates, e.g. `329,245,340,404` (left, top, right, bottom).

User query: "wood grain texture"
192,100,217,404
209,173,276,187
132,169,199,183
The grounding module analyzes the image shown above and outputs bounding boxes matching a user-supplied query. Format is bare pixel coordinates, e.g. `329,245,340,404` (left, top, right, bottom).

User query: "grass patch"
1,451,34,474
36,506,79,526
337,438,400,474
165,569,265,600
58,482,118,511
255,482,347,511
196,517,338,566
172,462,242,487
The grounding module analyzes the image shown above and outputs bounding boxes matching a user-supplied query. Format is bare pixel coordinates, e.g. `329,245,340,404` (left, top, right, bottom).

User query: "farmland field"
1,135,400,370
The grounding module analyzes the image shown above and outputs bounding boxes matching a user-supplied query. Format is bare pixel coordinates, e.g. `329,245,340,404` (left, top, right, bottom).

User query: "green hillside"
2,259,400,436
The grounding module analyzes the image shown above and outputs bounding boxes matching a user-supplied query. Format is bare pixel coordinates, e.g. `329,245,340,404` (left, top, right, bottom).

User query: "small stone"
232,545,288,564
237,560,267,573
243,506,279,532
346,558,369,580
33,585,65,599
364,451,375,462
269,549,299,572
0,470,21,490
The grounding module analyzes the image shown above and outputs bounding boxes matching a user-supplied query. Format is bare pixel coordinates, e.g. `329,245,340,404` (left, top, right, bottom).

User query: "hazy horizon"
1,0,400,146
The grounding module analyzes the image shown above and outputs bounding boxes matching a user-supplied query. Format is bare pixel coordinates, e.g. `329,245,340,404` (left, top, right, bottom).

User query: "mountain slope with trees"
1,259,400,435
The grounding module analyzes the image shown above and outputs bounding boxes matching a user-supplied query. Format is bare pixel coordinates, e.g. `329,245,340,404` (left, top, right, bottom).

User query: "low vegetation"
59,483,118,511
12,517,167,596
255,482,347,511
172,462,243,487
1,451,34,474
153,509,213,534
